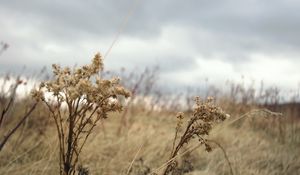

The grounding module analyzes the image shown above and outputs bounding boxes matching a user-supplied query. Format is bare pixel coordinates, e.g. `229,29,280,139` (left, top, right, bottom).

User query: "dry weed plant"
160,96,229,175
32,53,130,175
0,76,38,151
115,67,159,135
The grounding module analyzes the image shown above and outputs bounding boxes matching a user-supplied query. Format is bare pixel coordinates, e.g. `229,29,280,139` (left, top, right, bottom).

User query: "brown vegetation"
0,53,299,175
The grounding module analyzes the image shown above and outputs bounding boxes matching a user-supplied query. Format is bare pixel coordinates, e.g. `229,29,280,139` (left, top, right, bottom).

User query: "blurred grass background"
0,68,299,175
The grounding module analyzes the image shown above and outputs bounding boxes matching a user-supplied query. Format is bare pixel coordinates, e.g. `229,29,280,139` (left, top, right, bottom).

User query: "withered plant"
32,53,130,175
116,67,159,135
0,76,38,151
162,97,228,175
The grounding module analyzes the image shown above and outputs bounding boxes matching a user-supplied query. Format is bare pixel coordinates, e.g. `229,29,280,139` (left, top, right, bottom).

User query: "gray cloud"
0,0,299,89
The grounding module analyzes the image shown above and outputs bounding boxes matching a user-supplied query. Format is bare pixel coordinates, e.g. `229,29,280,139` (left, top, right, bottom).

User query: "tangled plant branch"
32,53,130,175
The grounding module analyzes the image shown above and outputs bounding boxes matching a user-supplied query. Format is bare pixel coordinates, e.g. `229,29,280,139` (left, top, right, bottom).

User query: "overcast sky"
0,0,300,92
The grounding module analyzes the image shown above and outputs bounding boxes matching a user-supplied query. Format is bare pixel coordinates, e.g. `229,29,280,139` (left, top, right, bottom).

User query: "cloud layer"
0,0,299,91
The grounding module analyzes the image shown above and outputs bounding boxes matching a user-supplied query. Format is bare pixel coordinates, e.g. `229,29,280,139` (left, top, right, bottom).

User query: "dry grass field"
0,54,299,175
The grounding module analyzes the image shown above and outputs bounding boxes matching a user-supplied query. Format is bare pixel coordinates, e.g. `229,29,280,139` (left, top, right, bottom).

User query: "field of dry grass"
0,54,300,175
0,91,300,175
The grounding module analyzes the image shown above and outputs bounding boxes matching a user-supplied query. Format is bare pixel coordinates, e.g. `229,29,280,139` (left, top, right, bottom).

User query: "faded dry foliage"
32,53,130,175
160,97,229,175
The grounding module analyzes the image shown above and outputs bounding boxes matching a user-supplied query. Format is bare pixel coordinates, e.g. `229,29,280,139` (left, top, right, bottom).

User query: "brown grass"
0,105,299,174
0,53,300,175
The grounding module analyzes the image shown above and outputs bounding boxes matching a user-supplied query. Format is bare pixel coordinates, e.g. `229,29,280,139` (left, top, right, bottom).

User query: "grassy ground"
0,101,299,175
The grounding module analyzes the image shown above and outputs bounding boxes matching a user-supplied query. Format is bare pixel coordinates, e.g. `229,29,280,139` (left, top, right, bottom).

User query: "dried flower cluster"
32,53,130,175
164,96,228,175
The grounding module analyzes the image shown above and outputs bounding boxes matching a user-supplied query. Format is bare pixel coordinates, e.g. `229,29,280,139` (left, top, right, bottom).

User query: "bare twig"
0,102,38,151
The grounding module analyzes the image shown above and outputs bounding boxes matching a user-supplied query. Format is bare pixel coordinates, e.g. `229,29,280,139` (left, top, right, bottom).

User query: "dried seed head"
176,112,184,120
35,52,130,115
31,89,44,102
